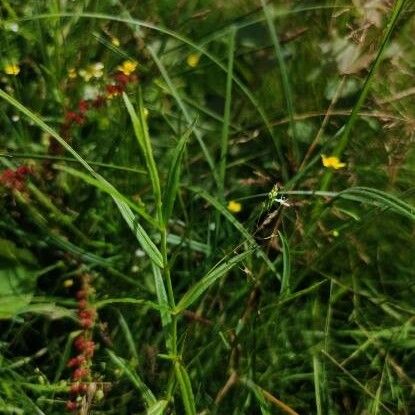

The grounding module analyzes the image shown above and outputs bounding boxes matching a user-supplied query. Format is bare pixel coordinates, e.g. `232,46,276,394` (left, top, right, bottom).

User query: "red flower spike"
66,400,78,411
74,336,86,351
78,100,90,113
67,355,85,368
76,290,87,300
106,84,124,97
77,299,87,309
80,318,93,329
113,71,130,86
72,367,89,381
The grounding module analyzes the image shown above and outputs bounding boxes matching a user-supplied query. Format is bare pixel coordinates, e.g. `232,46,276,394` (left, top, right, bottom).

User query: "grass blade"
162,127,192,224
219,26,236,197
261,0,299,163
147,400,168,415
174,250,251,313
278,231,291,294
107,349,157,407
123,92,162,222
54,164,157,227
174,361,196,415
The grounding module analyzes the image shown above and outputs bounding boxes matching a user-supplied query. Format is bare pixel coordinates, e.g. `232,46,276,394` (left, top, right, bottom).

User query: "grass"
0,1,414,414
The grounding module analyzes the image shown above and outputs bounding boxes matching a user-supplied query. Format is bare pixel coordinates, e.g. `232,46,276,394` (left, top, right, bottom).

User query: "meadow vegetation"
0,1,414,414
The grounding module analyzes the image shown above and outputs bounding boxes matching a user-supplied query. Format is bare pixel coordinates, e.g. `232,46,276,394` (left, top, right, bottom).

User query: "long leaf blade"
175,250,251,313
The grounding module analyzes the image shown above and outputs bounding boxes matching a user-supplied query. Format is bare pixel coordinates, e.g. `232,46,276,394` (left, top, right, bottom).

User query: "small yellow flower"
79,62,104,81
187,53,200,68
227,200,242,213
117,60,137,75
68,68,77,79
4,63,20,76
111,37,120,47
321,154,346,170
63,279,74,288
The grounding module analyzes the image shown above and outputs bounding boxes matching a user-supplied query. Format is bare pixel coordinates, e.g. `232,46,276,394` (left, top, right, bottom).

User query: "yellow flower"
79,62,104,81
187,53,200,68
111,37,120,47
321,154,346,169
117,60,137,75
68,68,77,79
63,279,74,288
4,63,20,76
227,200,242,213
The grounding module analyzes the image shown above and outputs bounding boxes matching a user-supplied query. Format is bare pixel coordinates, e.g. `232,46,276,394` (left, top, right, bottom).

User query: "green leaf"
278,231,291,294
107,349,157,407
339,187,415,221
0,266,36,319
115,199,163,268
175,250,251,313
123,92,162,222
147,400,168,415
174,361,196,415
151,264,173,350
54,164,157,228
0,238,37,265
162,127,192,224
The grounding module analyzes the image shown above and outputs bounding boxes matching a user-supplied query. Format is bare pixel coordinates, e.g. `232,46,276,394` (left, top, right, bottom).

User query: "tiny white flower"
11,114,20,122
131,265,139,273
135,249,145,257
275,197,290,207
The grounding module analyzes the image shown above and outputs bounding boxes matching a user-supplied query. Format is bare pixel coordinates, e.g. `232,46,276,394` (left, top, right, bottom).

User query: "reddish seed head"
65,111,85,125
76,290,87,300
77,299,87,309
113,71,130,86
106,83,124,97
74,335,86,351
80,318,93,329
67,355,85,368
66,400,77,411
78,100,90,113
15,165,32,177
72,367,89,381
79,309,95,320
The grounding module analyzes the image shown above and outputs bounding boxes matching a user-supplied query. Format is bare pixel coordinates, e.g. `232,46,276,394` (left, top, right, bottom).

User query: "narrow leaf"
278,231,291,294
107,349,157,407
175,250,251,313
147,400,168,415
162,127,192,223
174,361,196,415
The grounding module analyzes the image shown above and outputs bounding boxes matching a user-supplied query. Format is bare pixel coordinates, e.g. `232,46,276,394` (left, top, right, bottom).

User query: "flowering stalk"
0,165,33,191
66,274,98,412
53,62,138,155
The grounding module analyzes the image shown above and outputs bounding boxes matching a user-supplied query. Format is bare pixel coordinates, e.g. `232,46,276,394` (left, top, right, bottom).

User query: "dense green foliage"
0,1,414,414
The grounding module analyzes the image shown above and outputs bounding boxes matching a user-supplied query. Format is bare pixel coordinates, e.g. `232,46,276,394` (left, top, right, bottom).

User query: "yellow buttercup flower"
227,200,242,213
79,62,104,81
111,37,120,47
68,68,77,79
117,60,137,75
63,279,74,288
321,154,346,170
4,63,20,76
187,53,200,68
